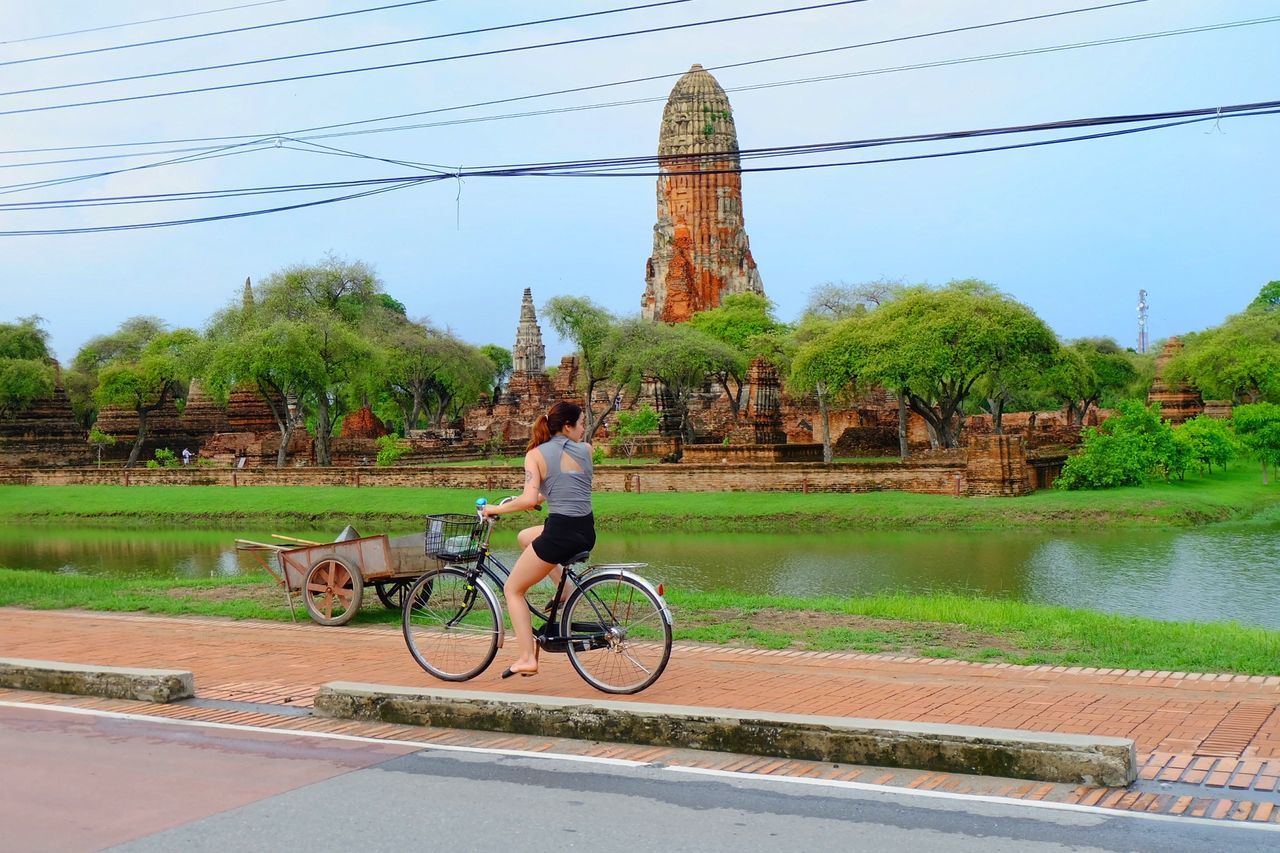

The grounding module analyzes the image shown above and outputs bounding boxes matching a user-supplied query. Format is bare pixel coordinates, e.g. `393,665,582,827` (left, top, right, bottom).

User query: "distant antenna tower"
1137,289,1149,354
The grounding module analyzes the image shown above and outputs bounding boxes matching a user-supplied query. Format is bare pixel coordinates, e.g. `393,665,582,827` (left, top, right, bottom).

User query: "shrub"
1056,400,1180,489
1233,402,1280,484
145,448,181,469
374,435,409,467
609,404,659,460
1175,415,1240,475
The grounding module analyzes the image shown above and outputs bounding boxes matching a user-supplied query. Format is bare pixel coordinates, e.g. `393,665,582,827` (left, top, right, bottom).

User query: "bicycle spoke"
565,575,671,694
402,568,500,681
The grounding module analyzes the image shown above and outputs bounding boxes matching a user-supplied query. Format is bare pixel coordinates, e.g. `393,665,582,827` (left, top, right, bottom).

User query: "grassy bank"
1,464,1276,531
2,569,1276,675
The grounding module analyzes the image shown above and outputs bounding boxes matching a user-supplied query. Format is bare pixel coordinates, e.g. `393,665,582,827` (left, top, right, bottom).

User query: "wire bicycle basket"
424,513,483,565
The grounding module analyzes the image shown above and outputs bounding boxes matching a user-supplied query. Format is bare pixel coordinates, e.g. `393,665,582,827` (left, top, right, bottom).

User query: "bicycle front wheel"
402,567,501,681
563,572,672,694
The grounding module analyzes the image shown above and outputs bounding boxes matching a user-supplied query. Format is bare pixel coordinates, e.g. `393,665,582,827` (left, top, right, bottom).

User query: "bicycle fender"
579,568,673,626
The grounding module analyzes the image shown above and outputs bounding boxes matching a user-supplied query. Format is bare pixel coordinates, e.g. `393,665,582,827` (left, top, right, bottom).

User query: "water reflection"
1,523,1277,628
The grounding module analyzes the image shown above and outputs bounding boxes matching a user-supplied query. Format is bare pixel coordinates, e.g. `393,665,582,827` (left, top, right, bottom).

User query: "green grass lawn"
2,569,1275,675
1,462,1275,531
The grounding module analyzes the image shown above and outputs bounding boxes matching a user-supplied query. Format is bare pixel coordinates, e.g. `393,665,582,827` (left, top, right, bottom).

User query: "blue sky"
3,0,1277,364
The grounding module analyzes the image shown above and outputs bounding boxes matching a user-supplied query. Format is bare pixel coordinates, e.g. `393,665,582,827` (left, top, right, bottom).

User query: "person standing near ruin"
481,401,594,679
181,448,192,465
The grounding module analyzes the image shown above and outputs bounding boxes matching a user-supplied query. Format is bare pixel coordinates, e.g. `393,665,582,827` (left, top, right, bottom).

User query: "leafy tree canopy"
0,316,53,362
1172,309,1280,404
0,316,55,419
794,281,1058,446
1040,337,1138,423
687,293,788,361
1248,280,1280,312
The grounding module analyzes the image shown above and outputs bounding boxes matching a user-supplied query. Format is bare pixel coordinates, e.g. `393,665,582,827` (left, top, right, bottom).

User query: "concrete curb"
0,658,194,703
314,682,1137,786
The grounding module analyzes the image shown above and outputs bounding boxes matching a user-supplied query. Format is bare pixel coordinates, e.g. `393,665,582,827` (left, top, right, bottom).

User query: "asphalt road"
3,702,1275,853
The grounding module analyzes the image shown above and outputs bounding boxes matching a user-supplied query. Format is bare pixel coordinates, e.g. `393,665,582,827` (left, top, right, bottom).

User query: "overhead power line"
0,0,694,96
0,1,289,46
1,97,1275,235
0,0,1162,170
0,5,1265,181
0,0,866,117
0,0,680,69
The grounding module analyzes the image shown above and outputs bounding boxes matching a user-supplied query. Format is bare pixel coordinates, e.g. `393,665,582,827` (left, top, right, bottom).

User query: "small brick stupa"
497,288,552,410
1147,338,1203,425
641,64,763,323
0,380,89,468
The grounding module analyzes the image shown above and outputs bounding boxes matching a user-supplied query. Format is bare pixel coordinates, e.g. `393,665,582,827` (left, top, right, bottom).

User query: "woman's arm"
483,451,543,516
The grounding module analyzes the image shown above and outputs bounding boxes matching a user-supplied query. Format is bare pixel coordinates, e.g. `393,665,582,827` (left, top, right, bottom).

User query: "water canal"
3,523,1278,629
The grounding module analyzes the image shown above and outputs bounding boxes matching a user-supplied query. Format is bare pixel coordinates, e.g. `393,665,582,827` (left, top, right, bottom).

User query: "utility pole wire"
0,1,866,118
0,0,288,46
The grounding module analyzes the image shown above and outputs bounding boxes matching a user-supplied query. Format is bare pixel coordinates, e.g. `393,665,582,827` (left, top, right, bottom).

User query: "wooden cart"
236,531,429,626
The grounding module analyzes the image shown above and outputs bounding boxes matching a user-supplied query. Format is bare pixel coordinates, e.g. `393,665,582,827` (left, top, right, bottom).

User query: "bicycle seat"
563,551,591,567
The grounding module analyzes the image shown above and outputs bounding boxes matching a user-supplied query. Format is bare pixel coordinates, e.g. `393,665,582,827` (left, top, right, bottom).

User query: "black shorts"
531,512,596,565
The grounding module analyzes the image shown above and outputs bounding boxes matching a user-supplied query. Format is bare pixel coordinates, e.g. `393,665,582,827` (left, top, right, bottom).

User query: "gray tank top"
538,435,593,517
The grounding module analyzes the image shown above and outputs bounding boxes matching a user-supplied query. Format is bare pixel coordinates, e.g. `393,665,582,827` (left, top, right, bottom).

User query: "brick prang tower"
512,287,546,375
641,64,764,322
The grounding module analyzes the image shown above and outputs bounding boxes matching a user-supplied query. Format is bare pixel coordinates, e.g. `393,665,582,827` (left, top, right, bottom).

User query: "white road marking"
2,699,1275,834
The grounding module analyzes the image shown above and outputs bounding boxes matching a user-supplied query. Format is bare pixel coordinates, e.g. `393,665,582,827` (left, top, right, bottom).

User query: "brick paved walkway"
4,607,1280,822
4,606,1277,758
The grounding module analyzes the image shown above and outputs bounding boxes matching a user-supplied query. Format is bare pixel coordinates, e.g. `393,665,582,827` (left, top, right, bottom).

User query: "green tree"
72,318,198,467
542,296,625,442
1055,400,1179,489
1232,402,1280,484
1175,415,1239,475
1172,310,1280,405
1249,280,1280,312
479,343,514,404
611,320,740,442
790,282,906,461
0,317,56,420
610,403,659,460
688,293,786,422
379,320,487,430
1041,338,1138,425
203,313,324,468
795,282,1058,449
87,427,116,467
249,257,388,466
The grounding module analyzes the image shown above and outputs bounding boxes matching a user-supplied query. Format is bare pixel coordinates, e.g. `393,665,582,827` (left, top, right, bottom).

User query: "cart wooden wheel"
374,579,414,610
303,557,363,626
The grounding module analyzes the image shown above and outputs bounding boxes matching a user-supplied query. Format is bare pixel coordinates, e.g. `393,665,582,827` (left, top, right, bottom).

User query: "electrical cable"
0,0,288,46
2,103,1274,236
0,0,867,117
0,1,444,67
3,99,1276,217
0,179,437,236
0,0,1153,157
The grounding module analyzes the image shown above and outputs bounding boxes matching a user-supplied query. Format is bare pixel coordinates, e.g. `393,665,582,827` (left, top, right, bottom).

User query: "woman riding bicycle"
480,401,594,679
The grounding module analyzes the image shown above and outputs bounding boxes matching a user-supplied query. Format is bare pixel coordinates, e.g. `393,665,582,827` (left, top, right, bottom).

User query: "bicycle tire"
563,571,672,694
402,566,501,681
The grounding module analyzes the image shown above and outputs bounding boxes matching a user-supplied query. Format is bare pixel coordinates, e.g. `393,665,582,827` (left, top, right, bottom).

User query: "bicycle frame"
461,510,662,653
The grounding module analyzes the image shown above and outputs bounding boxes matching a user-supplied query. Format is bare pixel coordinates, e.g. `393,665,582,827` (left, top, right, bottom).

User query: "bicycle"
401,498,673,694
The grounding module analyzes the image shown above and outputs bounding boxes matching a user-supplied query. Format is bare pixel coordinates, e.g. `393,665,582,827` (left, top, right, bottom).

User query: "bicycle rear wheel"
563,571,672,694
402,567,501,681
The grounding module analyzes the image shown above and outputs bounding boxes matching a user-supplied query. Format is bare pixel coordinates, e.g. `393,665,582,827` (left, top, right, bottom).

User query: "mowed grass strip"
1,463,1276,531
3,570,1276,676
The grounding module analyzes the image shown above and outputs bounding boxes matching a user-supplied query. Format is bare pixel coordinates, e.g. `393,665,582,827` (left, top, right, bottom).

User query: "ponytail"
527,415,551,451
526,401,583,451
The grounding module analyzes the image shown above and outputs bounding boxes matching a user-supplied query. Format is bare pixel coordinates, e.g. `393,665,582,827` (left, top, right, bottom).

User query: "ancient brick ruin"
641,64,763,323
1146,337,1205,425
0,380,89,469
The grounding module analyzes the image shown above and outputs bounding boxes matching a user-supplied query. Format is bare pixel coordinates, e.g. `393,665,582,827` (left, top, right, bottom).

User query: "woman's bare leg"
517,525,543,550
504,545,556,675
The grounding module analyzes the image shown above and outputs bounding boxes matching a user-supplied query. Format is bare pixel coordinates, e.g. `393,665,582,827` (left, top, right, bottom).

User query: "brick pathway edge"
315,681,1137,786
